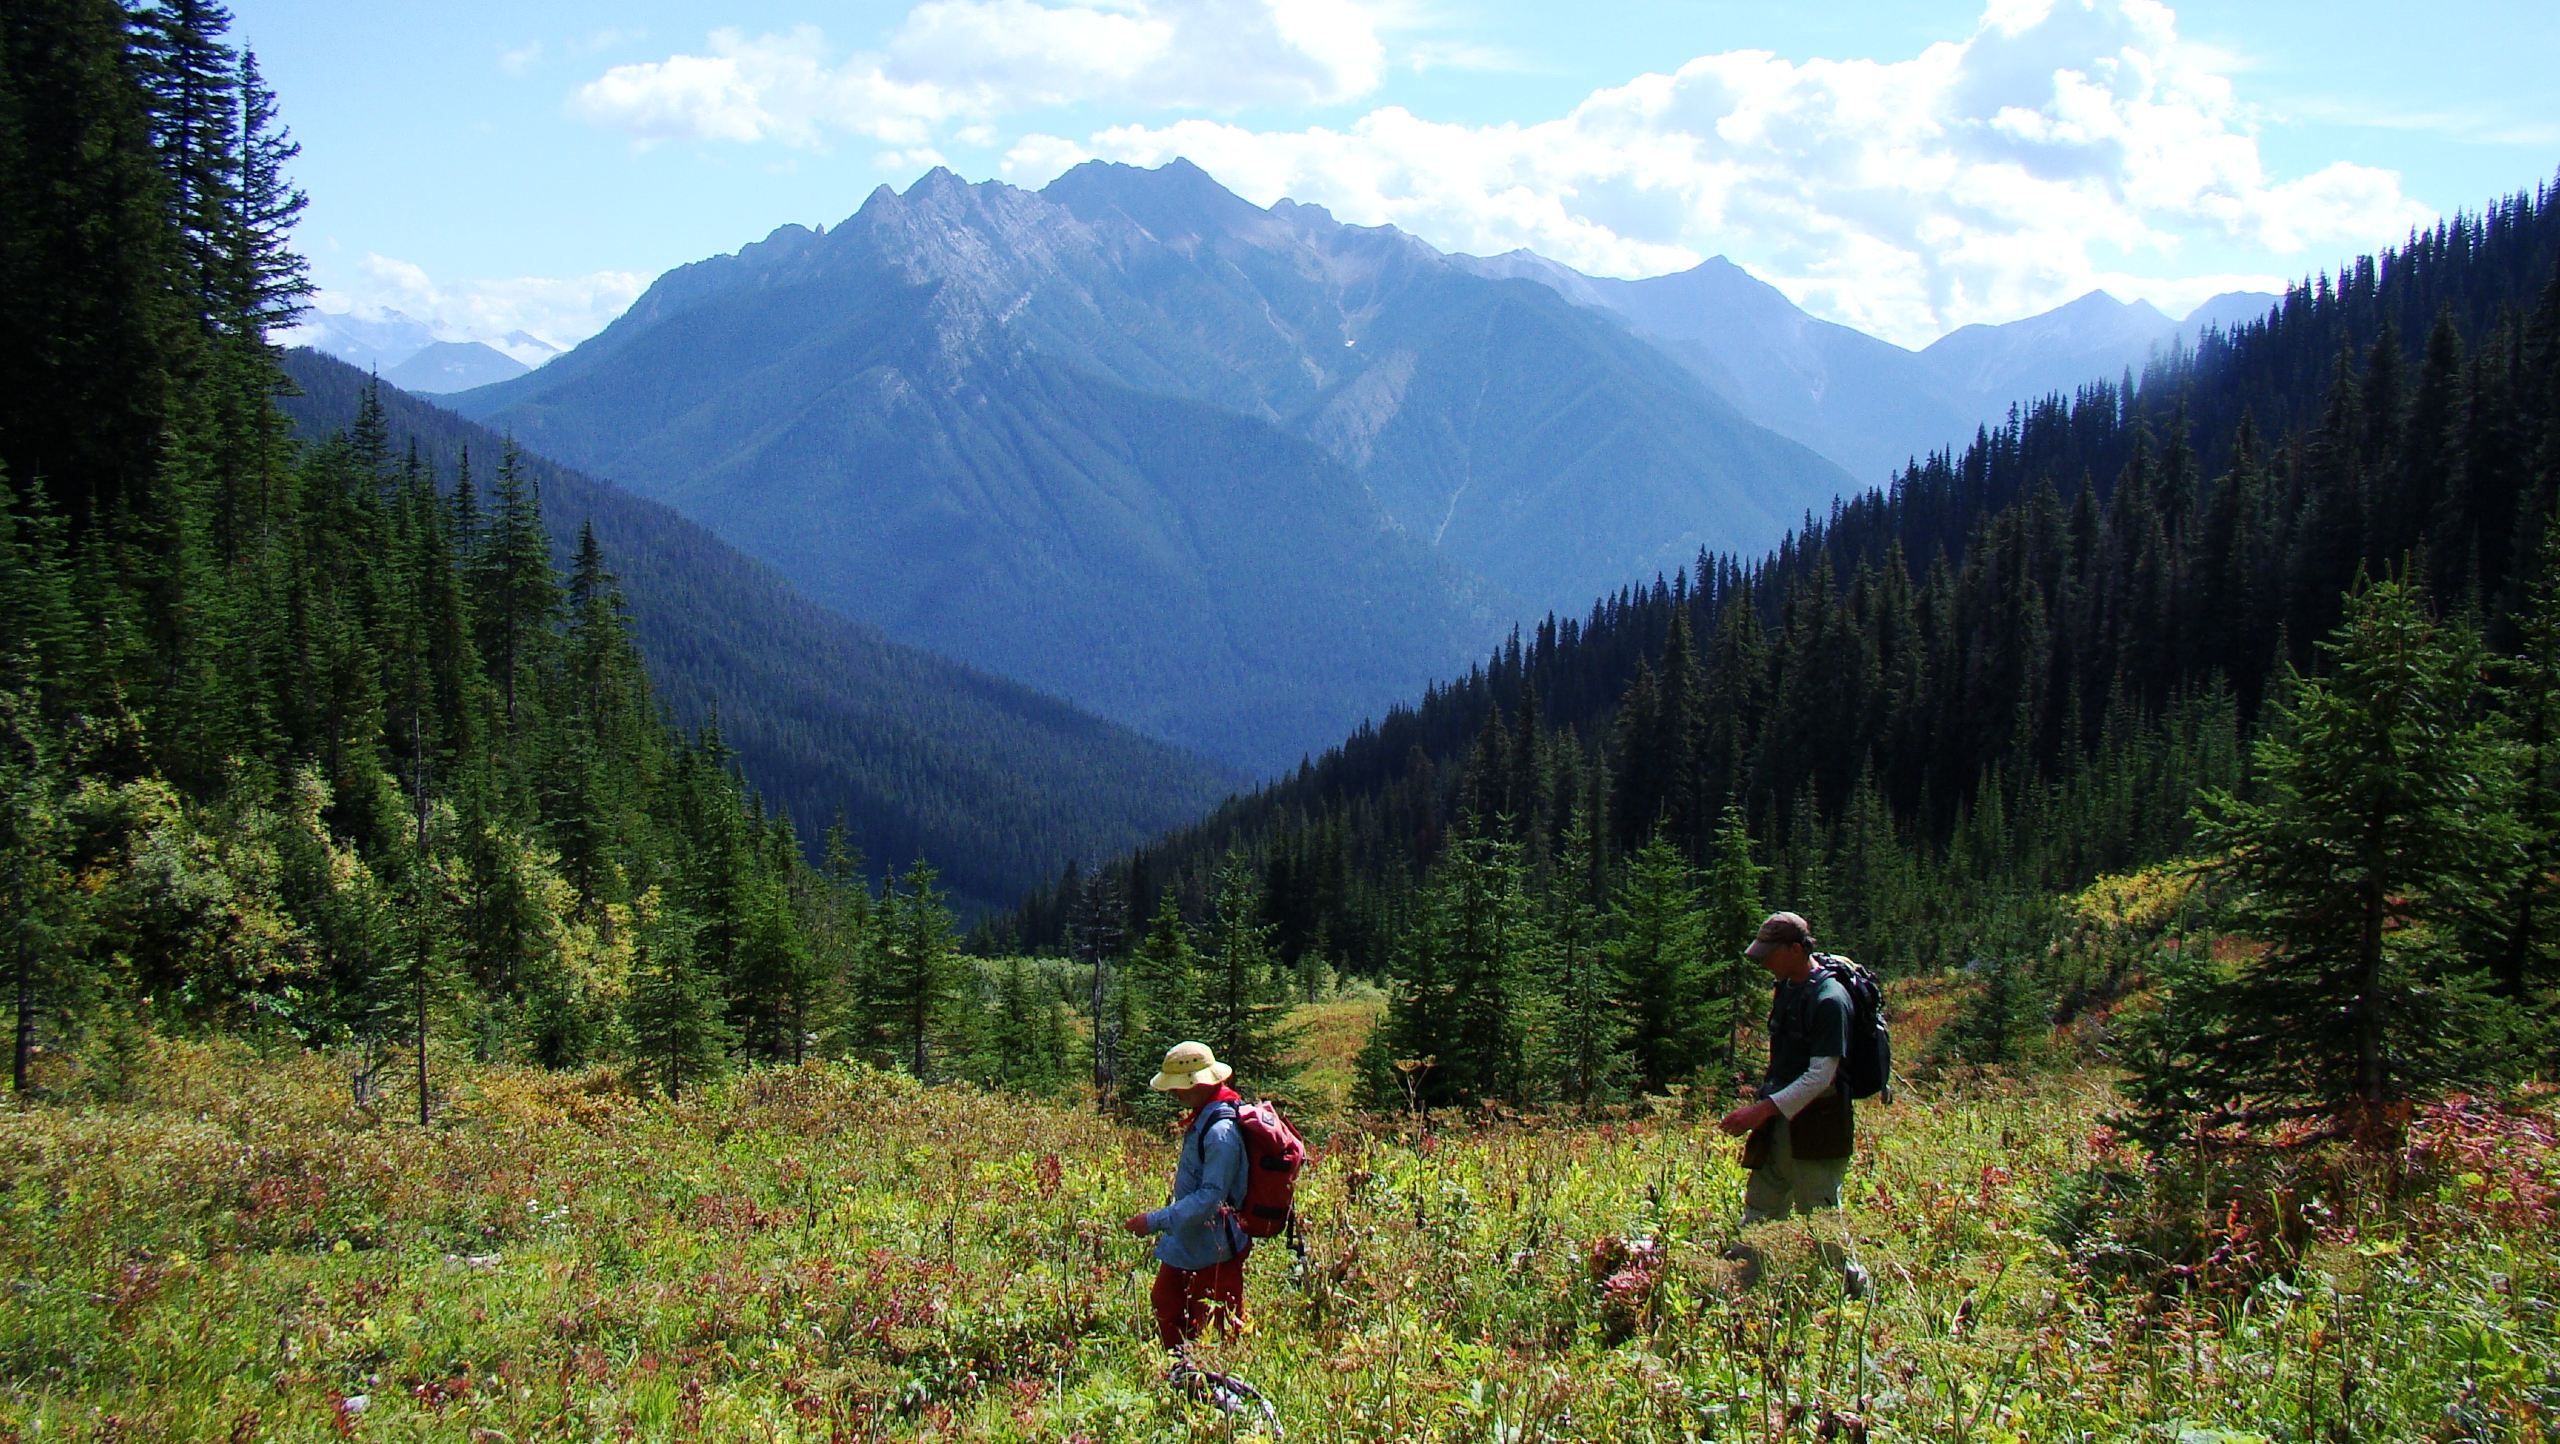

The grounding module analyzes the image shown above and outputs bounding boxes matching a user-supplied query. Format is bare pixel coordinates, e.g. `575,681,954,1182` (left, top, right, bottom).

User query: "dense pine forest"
1005,175,2560,1114
0,0,1097,1108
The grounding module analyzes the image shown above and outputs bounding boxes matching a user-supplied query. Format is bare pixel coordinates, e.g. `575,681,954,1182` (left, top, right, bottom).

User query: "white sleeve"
1768,1055,1840,1119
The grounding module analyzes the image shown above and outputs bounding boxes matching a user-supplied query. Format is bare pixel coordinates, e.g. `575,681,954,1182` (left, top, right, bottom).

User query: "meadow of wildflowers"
2,1005,2554,1441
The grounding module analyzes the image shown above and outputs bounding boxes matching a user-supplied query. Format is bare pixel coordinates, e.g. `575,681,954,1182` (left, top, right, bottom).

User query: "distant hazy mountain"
290,307,442,372
1476,248,2282,484
495,330,563,369
2179,290,2282,342
1461,250,1978,484
1919,287,2278,421
281,348,1237,914
1921,290,2179,408
454,160,1850,773
289,308,562,384
381,339,528,394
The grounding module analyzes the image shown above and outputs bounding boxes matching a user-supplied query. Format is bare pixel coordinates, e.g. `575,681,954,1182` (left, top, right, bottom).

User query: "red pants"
1151,1256,1246,1350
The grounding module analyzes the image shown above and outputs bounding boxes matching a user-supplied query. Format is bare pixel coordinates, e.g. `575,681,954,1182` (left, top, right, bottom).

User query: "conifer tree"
1371,817,1540,1106
2503,513,2560,1002
1123,890,1203,1078
626,905,730,1100
1698,803,1768,1074
0,0,185,535
472,440,553,731
1612,828,1711,1093
799,821,871,1058
388,789,453,1125
984,956,1067,1093
1939,954,2047,1066
1200,854,1302,1093
219,48,309,341
737,858,818,1064
1,692,88,1093
131,0,238,328
1542,810,1624,1106
2138,578,2523,1135
873,859,960,1080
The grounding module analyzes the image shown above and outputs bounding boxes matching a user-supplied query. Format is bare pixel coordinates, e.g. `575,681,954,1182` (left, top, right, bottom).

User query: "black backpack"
1808,954,1893,1103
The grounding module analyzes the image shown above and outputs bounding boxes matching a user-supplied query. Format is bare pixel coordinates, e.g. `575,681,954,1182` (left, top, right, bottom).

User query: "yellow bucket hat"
1148,1040,1234,1091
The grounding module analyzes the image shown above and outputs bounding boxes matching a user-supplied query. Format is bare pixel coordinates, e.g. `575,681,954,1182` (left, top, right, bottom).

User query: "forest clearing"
9,4,2560,1439
4,990,2554,1443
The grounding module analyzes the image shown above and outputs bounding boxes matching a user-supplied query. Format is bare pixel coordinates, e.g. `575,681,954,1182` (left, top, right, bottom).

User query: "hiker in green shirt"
1718,910,1855,1221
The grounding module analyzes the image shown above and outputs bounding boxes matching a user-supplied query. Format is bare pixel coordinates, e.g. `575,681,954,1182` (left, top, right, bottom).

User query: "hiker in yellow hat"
1121,1040,1249,1350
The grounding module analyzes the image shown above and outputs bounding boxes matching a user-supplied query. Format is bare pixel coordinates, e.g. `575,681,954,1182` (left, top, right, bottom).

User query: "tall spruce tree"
1612,828,1711,1093
1200,854,1302,1093
1542,809,1624,1106
1123,890,1204,1084
873,859,960,1080
626,905,730,1101
1378,817,1538,1106
1698,803,1768,1075
2503,513,2560,1002
2137,578,2523,1136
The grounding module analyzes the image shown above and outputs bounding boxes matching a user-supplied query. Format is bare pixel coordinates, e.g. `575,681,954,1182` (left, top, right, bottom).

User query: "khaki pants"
1741,1112,1851,1224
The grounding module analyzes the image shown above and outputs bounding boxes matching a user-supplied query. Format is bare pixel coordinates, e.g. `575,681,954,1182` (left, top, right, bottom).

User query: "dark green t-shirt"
1767,969,1856,1160
1766,972,1851,1094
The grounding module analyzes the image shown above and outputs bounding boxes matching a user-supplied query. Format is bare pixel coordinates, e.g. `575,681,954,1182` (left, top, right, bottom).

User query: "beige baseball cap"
1743,911,1814,961
1148,1040,1234,1091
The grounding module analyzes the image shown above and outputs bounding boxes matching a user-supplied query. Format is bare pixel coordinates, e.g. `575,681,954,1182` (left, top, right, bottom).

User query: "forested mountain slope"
0,0,1184,1100
281,351,1237,913
1008,175,2560,1008
452,161,1849,772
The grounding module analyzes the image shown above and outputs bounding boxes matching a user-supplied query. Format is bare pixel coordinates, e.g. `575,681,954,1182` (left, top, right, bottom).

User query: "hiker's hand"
1122,1213,1151,1236
1717,1101,1775,1137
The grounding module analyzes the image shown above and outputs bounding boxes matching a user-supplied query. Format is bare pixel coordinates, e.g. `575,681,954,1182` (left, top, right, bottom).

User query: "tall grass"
1,1024,2552,1441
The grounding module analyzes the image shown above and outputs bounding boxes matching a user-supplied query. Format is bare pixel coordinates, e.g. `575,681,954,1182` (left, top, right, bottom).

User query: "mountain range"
290,307,559,392
279,349,1238,914
442,158,2276,779
1461,249,2274,483
450,161,1858,773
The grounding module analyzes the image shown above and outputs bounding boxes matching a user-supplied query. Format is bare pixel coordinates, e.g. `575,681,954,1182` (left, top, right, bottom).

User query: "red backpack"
1207,1098,1308,1238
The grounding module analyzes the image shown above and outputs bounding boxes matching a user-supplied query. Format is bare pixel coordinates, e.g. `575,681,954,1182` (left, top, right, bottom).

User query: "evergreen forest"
0,0,1101,1112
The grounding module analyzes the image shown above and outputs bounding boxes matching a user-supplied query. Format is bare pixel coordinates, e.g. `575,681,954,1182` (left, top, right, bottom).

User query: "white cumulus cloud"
1015,0,2431,344
571,0,1385,152
571,26,961,148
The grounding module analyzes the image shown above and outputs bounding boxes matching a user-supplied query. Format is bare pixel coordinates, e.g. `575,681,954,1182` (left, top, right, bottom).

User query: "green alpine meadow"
5,0,2559,1439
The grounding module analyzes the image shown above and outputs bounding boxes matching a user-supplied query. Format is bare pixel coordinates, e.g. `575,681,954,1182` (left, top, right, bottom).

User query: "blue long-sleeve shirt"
1144,1095,1250,1270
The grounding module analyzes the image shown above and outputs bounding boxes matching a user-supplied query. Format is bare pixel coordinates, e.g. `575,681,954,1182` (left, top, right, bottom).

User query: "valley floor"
2,1018,2554,1441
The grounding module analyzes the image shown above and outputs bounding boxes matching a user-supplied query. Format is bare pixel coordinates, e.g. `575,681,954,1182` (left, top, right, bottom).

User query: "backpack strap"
1196,1100,1246,1203
1779,957,1831,1040
1788,958,1854,1068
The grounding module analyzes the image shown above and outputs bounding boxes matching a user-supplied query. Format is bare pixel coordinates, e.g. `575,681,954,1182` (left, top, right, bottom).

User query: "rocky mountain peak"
1042,156,1280,249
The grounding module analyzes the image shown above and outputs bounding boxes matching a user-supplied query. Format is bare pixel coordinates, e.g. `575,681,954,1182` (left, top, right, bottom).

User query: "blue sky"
235,0,2560,353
